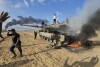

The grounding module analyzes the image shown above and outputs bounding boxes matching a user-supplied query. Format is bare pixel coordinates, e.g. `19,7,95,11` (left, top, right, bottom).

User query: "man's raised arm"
7,30,12,36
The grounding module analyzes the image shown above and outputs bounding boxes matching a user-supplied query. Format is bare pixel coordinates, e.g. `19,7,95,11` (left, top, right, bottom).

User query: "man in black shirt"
7,29,22,58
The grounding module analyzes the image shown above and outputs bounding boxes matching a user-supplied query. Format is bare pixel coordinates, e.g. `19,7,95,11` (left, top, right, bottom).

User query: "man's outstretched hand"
0,11,10,22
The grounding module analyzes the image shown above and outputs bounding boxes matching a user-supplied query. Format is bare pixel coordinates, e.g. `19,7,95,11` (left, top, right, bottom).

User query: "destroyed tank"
41,22,69,34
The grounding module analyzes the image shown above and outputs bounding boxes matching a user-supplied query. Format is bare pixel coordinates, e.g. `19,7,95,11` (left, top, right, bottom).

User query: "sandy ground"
0,31,100,67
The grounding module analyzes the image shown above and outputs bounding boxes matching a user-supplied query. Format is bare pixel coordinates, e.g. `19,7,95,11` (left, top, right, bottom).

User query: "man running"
7,29,23,58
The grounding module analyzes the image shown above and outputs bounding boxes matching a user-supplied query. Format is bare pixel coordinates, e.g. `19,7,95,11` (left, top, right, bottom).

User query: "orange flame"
68,41,81,48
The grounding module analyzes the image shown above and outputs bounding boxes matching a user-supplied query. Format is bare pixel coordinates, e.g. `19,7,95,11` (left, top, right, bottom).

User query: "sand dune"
0,31,100,67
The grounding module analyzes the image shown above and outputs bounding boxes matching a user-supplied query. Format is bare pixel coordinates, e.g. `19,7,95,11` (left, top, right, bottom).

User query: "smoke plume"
68,0,100,41
5,16,48,29
69,0,100,31
80,9,100,41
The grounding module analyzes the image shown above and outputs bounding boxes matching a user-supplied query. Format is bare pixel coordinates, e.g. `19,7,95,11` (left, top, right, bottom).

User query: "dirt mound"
0,31,100,67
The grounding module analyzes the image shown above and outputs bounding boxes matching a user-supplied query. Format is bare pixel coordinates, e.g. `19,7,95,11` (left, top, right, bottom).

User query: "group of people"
0,11,92,58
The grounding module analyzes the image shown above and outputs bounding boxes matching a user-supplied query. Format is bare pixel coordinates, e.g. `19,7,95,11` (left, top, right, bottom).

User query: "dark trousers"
34,33,37,39
53,19,56,24
10,43,22,56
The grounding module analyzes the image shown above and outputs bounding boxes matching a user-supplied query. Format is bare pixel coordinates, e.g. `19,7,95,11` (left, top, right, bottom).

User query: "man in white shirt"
53,14,57,24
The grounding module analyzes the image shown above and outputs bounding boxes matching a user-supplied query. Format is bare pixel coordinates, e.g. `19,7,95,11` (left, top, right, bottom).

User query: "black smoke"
5,16,48,29
79,9,100,42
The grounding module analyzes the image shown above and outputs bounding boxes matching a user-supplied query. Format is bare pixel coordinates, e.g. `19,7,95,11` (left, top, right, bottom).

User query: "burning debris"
60,34,81,48
67,41,81,48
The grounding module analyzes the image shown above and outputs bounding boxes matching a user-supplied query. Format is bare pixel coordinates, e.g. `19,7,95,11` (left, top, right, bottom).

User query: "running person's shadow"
0,59,33,67
64,56,99,67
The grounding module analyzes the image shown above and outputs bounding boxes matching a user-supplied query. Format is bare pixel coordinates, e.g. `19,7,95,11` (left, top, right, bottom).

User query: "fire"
68,41,81,48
